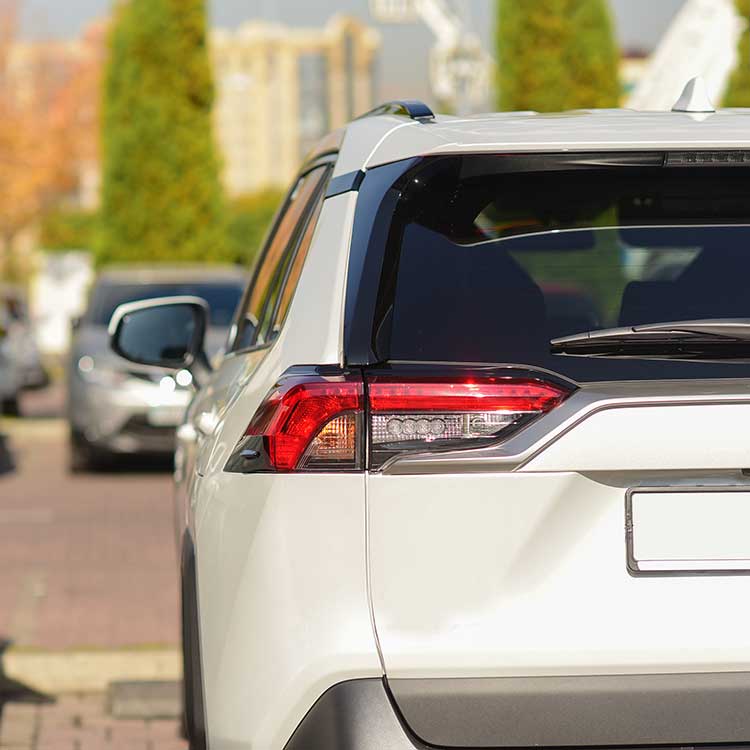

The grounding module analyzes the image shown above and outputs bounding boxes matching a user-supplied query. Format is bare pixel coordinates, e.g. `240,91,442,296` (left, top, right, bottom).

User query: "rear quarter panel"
190,192,382,749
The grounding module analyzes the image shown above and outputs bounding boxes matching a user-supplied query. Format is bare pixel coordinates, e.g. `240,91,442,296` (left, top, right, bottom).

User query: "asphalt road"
0,386,180,651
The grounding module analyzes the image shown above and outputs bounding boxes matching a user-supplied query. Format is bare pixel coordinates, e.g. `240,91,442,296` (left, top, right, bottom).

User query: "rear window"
372,156,750,380
87,281,244,327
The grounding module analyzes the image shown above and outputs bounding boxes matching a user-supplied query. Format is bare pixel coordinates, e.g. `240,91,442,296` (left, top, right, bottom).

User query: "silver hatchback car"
67,266,245,470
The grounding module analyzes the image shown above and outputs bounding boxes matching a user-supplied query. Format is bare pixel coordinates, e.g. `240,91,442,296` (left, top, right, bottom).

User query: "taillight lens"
245,374,364,471
230,369,569,473
368,377,569,468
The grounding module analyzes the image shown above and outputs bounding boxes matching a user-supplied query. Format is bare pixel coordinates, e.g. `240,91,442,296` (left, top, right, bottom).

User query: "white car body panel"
196,473,380,750
522,402,750,471
333,115,411,177
368,471,750,677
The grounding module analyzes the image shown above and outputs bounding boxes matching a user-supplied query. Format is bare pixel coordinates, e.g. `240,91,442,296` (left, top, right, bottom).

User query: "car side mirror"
109,296,211,376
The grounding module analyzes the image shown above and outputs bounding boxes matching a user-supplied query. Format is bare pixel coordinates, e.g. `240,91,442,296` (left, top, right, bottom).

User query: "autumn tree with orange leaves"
0,0,76,278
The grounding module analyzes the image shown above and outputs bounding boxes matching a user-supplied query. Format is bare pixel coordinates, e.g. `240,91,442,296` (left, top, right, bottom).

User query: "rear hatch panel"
367,380,750,746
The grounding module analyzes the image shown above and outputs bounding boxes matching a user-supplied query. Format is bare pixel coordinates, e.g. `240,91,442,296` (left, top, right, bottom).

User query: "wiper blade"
551,319,750,352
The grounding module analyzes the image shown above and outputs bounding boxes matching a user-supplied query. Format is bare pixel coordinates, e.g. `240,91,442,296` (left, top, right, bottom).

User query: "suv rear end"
291,148,750,748
169,107,750,750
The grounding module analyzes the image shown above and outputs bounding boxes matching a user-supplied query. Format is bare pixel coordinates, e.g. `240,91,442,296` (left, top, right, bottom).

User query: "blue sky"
21,0,685,101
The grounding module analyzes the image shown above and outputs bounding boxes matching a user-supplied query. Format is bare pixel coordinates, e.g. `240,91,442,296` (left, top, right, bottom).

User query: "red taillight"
234,370,569,473
245,376,363,471
369,380,566,413
368,377,569,468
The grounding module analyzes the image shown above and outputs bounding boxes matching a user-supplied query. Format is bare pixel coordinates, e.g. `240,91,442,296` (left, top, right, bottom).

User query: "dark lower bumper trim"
390,672,750,747
285,674,750,749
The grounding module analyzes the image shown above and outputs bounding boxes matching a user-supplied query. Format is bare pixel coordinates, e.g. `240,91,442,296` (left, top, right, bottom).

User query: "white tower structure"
627,0,743,111
369,0,492,115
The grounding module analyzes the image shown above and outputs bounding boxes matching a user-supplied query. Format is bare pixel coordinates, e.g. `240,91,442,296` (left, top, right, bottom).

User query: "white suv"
111,97,750,750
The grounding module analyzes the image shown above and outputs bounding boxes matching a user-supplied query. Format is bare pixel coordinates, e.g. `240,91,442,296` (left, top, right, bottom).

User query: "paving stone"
143,721,179,739
107,683,181,721
0,708,37,746
0,688,186,750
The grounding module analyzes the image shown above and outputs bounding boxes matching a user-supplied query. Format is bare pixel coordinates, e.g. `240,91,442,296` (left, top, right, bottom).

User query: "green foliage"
227,190,283,267
723,0,750,106
99,0,227,265
495,0,620,112
39,209,98,251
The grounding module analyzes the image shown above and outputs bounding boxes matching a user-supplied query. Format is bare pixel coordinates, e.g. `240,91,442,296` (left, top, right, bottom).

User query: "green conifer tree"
99,0,227,264
723,0,750,106
496,0,620,112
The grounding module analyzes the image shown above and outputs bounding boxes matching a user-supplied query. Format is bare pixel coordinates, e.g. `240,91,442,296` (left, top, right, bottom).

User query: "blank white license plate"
147,406,184,427
627,489,750,574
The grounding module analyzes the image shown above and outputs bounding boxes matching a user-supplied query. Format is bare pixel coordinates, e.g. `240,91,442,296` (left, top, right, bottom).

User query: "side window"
233,164,330,351
265,174,327,342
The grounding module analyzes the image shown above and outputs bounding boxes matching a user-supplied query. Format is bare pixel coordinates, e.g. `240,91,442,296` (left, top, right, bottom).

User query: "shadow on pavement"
0,639,54,722
0,434,14,476
91,454,175,475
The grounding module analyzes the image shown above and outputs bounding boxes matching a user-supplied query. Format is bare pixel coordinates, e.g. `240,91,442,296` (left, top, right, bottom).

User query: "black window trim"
227,152,338,357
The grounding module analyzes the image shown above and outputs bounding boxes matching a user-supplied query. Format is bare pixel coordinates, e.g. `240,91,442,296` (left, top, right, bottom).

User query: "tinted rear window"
87,281,244,327
373,156,750,380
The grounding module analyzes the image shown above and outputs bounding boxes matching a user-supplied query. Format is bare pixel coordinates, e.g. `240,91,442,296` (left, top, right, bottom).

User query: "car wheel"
69,429,108,473
182,539,207,750
1,395,20,417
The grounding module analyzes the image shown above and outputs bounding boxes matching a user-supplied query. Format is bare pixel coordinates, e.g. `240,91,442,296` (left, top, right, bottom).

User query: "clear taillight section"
234,370,569,473
368,378,569,468
244,375,363,471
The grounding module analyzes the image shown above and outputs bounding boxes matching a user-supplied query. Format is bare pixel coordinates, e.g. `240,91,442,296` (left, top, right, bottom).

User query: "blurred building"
212,15,381,195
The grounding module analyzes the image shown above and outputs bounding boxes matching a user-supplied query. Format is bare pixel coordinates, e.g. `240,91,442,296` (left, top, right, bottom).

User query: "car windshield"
87,281,244,327
374,157,750,380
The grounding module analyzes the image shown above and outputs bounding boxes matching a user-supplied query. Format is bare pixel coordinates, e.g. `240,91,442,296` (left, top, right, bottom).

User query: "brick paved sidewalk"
0,693,187,750
0,409,179,650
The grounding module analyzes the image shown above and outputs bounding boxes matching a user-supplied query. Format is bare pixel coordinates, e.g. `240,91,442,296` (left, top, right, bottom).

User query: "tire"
69,429,109,473
1,395,20,417
182,537,207,750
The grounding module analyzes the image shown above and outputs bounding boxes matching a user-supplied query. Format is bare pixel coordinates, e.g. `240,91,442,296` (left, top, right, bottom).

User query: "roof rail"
358,99,435,123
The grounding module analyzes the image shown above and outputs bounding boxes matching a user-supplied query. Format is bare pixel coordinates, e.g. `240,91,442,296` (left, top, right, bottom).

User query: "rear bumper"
285,674,750,750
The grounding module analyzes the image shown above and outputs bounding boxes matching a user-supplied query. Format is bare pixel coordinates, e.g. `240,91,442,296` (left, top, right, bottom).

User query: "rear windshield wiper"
551,319,750,356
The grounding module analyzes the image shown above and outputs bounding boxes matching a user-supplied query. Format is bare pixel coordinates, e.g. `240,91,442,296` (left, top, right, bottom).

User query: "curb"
2,418,66,440
4,648,182,694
